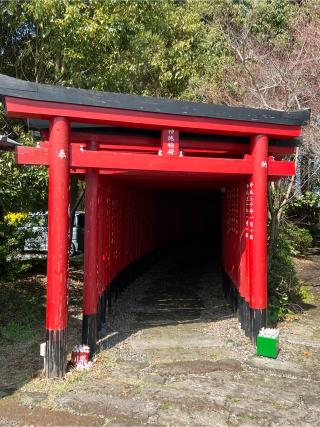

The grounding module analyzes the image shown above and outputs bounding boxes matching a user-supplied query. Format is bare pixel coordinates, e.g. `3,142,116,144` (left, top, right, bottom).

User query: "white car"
23,211,85,256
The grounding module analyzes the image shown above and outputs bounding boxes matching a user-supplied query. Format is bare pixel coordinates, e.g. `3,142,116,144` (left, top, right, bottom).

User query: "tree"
183,0,320,321
189,0,320,258
0,104,48,213
0,0,220,216
0,0,212,96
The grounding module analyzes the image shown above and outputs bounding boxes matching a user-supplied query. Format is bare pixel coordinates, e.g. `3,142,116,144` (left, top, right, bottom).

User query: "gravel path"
1,243,320,426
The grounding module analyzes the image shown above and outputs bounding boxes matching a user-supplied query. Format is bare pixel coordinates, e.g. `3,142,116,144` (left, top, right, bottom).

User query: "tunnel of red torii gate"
0,73,310,378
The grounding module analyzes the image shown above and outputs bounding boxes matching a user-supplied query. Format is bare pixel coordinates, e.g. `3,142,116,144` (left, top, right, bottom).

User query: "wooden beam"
268,158,295,176
37,138,296,158
71,149,253,174
16,145,295,178
40,130,296,157
6,97,302,138
16,145,48,165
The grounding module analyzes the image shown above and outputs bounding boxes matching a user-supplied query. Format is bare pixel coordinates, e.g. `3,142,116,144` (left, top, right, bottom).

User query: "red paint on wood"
249,135,268,309
268,158,295,176
46,117,70,330
83,141,99,315
101,181,108,296
71,150,254,175
161,129,180,156
222,183,241,289
41,130,295,157
16,145,49,165
239,178,250,302
6,96,302,138
15,145,295,182
97,176,104,299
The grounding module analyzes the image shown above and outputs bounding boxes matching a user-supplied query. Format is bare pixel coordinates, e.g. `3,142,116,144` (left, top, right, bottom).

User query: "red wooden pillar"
46,117,70,378
96,176,103,333
249,134,268,339
98,178,107,327
239,178,251,336
82,140,99,355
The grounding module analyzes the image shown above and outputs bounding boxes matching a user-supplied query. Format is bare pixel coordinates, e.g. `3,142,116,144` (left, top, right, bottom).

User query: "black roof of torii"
0,73,310,127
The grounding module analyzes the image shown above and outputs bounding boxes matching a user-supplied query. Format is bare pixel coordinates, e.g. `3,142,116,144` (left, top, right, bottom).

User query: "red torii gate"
0,74,309,378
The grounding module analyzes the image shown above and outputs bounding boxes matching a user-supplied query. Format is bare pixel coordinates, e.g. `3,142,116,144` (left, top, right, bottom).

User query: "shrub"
267,222,312,325
286,191,320,225
0,212,33,279
282,222,313,255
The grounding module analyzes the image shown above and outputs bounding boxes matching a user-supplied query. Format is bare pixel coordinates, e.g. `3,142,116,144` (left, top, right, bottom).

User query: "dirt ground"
0,244,320,426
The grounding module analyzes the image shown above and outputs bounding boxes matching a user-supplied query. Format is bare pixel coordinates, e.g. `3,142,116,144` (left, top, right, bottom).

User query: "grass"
0,255,84,391
0,266,47,388
0,322,34,342
159,402,170,410
299,284,313,304
210,351,219,360
0,270,46,352
0,256,92,405
0,260,47,332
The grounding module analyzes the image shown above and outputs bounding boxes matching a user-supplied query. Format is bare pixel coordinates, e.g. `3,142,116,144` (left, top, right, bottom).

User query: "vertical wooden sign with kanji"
161,129,180,156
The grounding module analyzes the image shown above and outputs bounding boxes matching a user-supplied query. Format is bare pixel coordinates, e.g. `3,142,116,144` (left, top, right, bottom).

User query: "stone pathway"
1,244,320,426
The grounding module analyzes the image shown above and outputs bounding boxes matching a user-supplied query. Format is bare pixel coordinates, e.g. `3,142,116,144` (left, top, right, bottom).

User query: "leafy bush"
286,191,320,225
4,212,27,225
267,222,312,325
0,212,33,279
282,222,313,255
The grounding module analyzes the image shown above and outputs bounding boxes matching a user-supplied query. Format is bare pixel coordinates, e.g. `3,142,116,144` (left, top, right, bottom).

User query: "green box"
256,335,279,359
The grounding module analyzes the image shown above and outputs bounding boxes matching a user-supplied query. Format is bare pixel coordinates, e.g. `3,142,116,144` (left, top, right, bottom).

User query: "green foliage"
0,268,45,345
0,322,34,343
286,191,320,225
268,223,312,324
196,0,294,46
0,105,48,213
282,222,313,255
0,0,221,221
288,191,320,210
160,402,170,411
249,0,294,46
181,0,298,103
0,151,48,214
0,213,33,279
0,0,212,97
